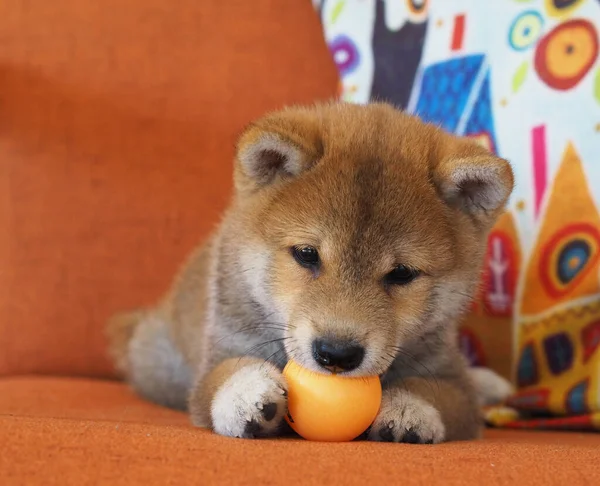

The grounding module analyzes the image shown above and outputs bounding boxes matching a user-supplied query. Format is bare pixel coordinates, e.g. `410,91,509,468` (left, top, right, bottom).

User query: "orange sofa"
1,1,598,484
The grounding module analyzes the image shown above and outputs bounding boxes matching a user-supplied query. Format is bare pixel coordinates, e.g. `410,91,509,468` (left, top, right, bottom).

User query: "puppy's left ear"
433,151,514,225
234,108,324,194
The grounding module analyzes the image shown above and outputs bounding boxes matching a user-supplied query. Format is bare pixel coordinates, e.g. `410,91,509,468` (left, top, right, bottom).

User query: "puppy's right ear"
234,109,324,193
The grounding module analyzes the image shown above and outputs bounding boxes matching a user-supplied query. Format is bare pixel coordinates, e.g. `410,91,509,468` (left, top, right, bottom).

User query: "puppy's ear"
433,149,514,224
234,108,324,193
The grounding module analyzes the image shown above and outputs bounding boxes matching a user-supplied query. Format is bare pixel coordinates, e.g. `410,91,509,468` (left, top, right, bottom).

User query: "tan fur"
106,102,514,442
106,310,144,376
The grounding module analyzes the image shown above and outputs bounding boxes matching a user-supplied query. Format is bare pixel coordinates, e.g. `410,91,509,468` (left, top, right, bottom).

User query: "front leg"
369,375,482,444
189,357,288,438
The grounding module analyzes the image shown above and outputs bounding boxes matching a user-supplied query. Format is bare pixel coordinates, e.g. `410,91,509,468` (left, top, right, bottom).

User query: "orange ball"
283,360,382,442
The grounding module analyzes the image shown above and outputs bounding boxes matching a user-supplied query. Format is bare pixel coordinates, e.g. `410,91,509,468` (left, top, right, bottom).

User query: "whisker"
387,346,441,399
232,337,291,370
261,347,289,370
243,337,290,356
214,323,290,346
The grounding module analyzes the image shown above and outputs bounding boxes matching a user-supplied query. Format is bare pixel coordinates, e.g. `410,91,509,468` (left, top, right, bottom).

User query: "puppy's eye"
292,246,320,268
385,265,420,286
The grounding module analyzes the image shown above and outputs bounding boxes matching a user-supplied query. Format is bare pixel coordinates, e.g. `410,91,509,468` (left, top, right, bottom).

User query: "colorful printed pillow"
315,0,600,431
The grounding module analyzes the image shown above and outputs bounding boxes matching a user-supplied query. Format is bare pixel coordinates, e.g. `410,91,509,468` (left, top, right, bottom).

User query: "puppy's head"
233,102,513,376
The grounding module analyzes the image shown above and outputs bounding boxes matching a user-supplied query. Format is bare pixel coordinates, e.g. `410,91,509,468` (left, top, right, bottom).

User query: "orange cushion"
0,0,338,377
1,377,599,485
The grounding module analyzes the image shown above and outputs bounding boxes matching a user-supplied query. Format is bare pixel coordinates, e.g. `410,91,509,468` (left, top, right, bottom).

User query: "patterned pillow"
315,0,600,431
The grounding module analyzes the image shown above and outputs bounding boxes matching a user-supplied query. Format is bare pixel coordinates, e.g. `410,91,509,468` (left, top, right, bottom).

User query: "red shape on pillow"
451,14,466,51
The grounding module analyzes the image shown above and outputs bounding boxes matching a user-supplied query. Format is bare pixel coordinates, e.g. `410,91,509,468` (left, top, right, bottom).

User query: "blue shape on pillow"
566,380,589,415
413,54,484,132
464,72,498,152
544,332,574,376
517,343,538,387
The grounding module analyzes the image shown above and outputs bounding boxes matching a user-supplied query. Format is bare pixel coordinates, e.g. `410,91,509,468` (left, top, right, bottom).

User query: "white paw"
211,362,288,438
368,389,446,444
468,367,514,406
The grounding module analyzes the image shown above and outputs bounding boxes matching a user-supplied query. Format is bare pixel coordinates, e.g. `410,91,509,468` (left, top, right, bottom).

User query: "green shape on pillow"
512,61,529,93
594,67,600,105
330,0,346,25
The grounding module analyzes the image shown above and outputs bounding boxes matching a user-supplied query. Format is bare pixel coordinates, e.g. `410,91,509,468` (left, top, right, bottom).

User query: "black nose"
312,339,365,372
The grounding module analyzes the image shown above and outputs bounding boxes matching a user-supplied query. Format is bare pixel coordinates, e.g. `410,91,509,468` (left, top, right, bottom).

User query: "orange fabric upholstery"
2,377,599,485
0,0,338,377
2,2,597,483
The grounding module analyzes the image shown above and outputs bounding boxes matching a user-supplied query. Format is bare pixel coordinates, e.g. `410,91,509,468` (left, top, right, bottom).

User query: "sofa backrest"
0,0,338,377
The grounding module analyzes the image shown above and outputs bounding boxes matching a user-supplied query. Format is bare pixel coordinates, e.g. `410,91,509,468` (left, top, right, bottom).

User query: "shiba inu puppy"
107,102,514,443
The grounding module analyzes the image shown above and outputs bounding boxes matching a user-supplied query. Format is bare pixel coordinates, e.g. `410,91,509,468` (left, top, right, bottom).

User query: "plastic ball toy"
282,359,382,442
